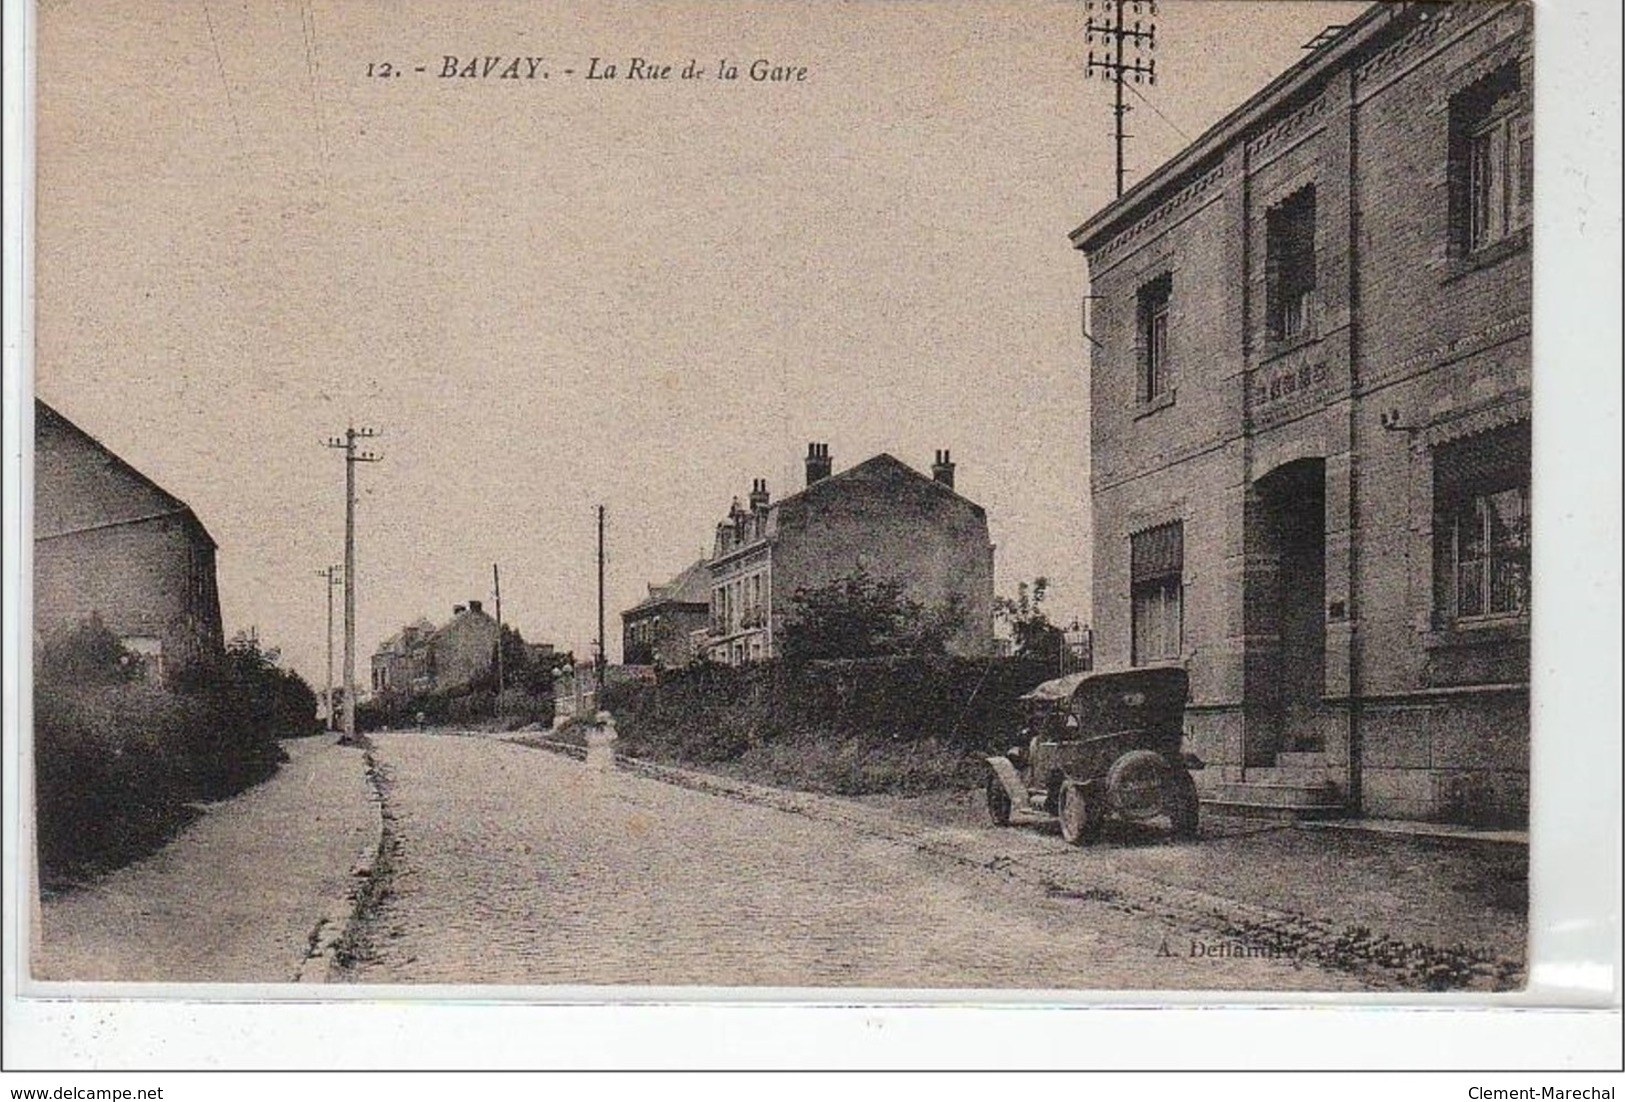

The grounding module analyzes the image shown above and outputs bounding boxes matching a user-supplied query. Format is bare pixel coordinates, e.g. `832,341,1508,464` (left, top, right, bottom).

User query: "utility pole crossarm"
1082,0,1161,198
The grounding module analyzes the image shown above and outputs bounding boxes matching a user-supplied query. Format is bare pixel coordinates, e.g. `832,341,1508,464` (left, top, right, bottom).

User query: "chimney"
805,442,832,486
453,604,467,616
749,478,770,511
932,449,956,490
468,599,484,616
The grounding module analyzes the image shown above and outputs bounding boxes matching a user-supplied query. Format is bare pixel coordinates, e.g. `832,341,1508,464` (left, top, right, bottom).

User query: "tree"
780,569,957,662
487,625,572,697
208,632,321,741
995,577,1067,663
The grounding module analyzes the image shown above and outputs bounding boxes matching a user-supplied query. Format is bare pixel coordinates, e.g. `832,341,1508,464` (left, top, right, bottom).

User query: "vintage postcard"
21,0,1557,999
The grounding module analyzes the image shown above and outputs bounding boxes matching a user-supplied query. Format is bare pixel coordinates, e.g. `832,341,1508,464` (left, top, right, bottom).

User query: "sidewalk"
31,735,379,984
560,746,1527,989
862,789,1529,982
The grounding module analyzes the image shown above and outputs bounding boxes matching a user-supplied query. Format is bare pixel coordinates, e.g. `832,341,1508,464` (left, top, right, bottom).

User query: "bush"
360,683,555,733
36,616,143,686
731,734,975,796
33,678,289,882
494,688,554,731
32,624,311,885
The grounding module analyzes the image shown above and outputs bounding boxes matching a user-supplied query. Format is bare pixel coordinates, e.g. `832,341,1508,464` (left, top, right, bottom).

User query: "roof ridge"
35,398,218,548
766,451,979,511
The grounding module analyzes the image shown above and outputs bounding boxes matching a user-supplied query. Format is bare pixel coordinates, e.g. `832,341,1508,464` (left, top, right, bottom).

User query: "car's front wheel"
1057,781,1097,846
985,773,1012,827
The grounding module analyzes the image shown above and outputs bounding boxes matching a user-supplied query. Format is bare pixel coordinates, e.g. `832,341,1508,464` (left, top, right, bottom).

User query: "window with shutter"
1130,522,1184,665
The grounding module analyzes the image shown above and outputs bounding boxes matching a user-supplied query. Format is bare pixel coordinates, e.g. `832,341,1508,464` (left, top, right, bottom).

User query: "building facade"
429,600,501,691
622,559,712,668
370,618,436,696
703,445,996,665
1071,2,1531,825
34,400,224,682
370,600,501,697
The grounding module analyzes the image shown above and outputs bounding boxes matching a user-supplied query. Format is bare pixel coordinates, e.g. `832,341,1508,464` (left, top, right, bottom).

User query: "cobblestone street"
342,733,1378,990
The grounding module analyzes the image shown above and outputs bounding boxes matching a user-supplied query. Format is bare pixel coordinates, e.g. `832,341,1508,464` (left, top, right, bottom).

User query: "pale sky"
34,0,1364,681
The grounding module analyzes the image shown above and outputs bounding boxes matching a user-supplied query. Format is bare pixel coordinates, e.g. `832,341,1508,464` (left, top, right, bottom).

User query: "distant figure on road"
587,711,618,772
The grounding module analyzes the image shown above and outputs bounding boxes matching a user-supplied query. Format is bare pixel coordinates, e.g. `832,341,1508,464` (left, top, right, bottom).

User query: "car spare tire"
1106,749,1169,821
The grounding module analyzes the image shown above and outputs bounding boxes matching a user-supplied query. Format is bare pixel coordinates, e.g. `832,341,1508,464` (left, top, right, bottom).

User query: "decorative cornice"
1416,393,1531,451
1125,501,1189,539
1094,161,1226,265
1245,92,1330,164
1356,4,1458,86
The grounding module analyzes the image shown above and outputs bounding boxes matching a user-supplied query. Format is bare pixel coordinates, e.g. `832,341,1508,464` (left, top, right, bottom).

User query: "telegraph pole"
493,561,505,696
595,505,607,707
325,426,381,745
1084,0,1159,197
315,565,342,732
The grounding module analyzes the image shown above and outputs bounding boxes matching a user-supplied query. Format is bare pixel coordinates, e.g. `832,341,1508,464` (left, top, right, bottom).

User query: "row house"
1070,1,1531,825
370,618,436,696
621,559,711,668
370,600,501,697
703,444,996,665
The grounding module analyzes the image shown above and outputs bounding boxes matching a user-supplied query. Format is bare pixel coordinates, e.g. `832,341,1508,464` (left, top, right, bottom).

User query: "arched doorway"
1243,457,1327,765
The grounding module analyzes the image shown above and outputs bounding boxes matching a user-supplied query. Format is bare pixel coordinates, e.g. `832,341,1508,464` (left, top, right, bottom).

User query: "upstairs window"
1433,422,1530,626
1136,274,1173,404
1266,187,1317,341
1450,62,1532,255
1131,522,1184,665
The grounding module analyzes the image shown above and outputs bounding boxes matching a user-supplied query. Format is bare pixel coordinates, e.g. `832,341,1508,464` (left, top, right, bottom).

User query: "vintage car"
985,666,1201,844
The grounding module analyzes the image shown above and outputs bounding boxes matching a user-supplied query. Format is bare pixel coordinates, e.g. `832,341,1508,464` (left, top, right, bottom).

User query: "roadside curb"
525,744,1523,991
292,742,388,984
1296,817,1528,847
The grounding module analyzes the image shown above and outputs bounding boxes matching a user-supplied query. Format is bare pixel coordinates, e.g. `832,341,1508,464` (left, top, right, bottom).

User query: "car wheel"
1058,781,1096,846
986,773,1012,827
1166,769,1200,839
1106,749,1170,821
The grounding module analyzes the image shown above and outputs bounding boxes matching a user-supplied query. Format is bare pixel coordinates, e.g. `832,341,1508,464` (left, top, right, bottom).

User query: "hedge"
597,656,1056,794
33,621,313,886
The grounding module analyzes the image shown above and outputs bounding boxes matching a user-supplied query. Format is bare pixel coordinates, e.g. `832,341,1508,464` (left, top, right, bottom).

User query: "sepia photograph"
18,0,1558,1002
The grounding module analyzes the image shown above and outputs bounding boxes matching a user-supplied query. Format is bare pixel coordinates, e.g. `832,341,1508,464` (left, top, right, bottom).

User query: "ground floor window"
1433,421,1531,626
1130,522,1184,665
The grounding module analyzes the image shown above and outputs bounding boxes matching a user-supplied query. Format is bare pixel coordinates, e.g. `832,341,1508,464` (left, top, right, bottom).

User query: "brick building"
429,600,501,691
33,400,224,681
703,445,996,665
370,618,436,696
621,559,711,668
371,601,500,697
1070,3,1530,825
